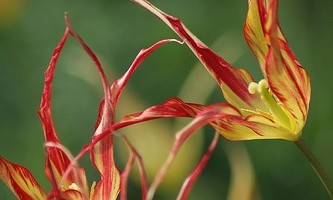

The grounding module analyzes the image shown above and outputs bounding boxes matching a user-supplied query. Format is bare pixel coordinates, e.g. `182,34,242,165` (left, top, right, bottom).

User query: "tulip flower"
0,14,181,199
128,0,311,142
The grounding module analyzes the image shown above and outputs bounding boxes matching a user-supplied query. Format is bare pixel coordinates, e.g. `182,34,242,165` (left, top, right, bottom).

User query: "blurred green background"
1,0,333,199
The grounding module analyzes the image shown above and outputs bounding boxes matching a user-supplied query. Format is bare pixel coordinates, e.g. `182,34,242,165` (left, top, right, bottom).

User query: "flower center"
248,79,291,129
68,183,81,191
61,182,81,192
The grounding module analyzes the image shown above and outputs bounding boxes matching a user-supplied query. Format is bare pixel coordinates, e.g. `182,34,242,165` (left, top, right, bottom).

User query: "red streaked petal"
90,132,120,200
120,136,148,200
64,16,121,199
111,38,183,107
244,0,268,73
134,99,298,141
211,111,297,141
90,138,121,200
0,156,45,200
131,0,267,112
38,24,89,197
44,143,89,198
114,98,206,130
146,103,239,199
60,190,85,199
264,0,311,127
176,133,219,200
37,27,70,144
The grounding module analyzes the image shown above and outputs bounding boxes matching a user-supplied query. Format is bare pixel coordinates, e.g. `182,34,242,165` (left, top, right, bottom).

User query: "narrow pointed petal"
70,39,181,190
131,0,268,112
38,24,89,197
114,98,206,130
0,156,45,200
244,0,268,73
64,17,121,199
120,136,148,200
147,103,241,199
111,38,183,107
37,27,69,145
264,0,311,130
177,133,219,200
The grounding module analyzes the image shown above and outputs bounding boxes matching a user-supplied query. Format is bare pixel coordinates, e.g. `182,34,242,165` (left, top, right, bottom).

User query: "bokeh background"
1,0,333,199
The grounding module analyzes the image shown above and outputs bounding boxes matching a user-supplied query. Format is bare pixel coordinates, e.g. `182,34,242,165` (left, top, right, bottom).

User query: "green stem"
295,138,333,199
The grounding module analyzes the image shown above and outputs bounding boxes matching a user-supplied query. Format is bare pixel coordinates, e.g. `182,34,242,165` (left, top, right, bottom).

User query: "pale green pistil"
248,79,291,129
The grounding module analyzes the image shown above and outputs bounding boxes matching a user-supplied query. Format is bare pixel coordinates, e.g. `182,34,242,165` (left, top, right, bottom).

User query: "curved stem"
294,138,333,199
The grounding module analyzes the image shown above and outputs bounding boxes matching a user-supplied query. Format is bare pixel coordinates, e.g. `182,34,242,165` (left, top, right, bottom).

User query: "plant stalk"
295,138,333,199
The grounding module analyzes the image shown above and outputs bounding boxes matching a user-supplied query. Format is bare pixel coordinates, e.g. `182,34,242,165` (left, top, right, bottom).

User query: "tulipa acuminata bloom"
127,0,311,141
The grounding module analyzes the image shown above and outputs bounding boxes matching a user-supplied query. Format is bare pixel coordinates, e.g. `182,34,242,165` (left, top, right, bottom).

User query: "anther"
248,82,258,94
257,79,268,94
248,79,269,95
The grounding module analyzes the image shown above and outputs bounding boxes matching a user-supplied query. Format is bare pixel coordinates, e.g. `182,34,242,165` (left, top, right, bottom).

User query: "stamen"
248,79,291,129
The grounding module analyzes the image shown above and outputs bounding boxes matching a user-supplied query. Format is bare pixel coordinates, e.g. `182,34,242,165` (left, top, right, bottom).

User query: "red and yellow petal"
65,18,122,199
66,15,122,199
90,132,121,200
60,189,86,200
264,0,311,128
89,103,121,199
0,156,45,200
218,113,298,141
244,0,268,73
110,38,183,108
39,22,91,197
131,0,268,112
114,98,206,130
168,101,298,141
45,148,89,198
185,104,297,141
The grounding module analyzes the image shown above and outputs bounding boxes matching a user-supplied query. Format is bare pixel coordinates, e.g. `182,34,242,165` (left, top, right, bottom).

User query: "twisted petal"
110,38,183,108
89,37,182,199
38,24,89,197
0,156,45,200
115,98,204,129
131,0,268,112
63,18,121,199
